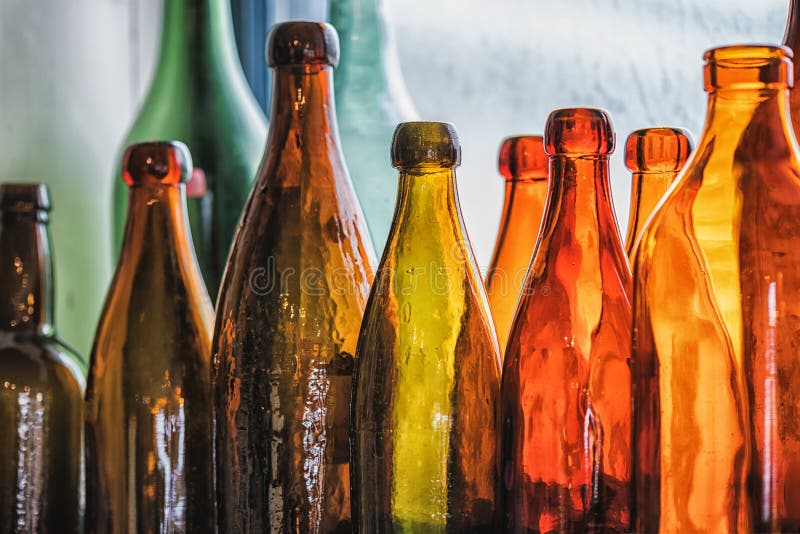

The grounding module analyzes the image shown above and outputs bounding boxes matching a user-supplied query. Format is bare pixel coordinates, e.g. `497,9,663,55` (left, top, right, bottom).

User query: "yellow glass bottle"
351,122,501,532
632,45,800,532
84,142,215,533
485,135,548,354
623,127,692,259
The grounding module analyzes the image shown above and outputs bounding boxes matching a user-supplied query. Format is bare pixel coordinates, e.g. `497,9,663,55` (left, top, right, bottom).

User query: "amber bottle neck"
785,1,800,80
117,184,199,278
265,66,345,177
0,213,53,334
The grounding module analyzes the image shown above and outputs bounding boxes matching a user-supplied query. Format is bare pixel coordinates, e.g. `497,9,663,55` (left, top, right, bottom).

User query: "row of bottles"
5,10,800,534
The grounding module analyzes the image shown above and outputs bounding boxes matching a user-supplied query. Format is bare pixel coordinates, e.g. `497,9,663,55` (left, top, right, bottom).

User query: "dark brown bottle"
212,22,375,533
0,183,84,533
84,142,215,533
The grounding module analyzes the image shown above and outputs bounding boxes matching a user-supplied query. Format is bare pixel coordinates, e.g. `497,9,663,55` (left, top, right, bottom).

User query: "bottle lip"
267,21,340,68
704,44,793,92
0,183,51,213
624,127,694,173
122,141,193,187
498,135,548,181
391,121,461,170
545,108,615,156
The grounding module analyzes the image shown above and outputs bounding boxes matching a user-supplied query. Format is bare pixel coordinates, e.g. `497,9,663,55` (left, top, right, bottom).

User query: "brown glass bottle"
485,135,548,354
623,127,692,259
84,142,215,533
351,122,501,533
0,184,84,533
212,22,375,533
632,45,800,533
501,109,632,533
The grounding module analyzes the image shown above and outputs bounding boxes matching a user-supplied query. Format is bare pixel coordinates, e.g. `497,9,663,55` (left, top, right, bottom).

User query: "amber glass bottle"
351,121,500,533
85,142,215,533
501,109,632,533
632,44,800,533
623,127,692,259
213,22,375,533
485,135,548,354
0,184,84,533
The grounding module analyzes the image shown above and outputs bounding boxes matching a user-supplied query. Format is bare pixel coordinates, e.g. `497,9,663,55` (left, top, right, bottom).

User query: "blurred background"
0,0,788,355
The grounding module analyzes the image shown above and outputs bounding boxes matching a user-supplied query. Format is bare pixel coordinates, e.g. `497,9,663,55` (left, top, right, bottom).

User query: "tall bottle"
631,45,800,532
623,127,692,259
85,142,215,533
485,135,548,354
213,22,375,533
0,184,84,533
501,109,632,533
330,0,418,248
352,121,501,532
112,0,267,297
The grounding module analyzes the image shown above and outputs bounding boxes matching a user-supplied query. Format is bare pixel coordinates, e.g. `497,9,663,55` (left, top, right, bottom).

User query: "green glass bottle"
0,183,84,532
330,0,418,248
352,122,501,532
112,0,267,297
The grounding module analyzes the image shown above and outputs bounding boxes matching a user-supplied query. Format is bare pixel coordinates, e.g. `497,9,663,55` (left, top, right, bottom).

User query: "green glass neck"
151,0,242,82
0,213,54,335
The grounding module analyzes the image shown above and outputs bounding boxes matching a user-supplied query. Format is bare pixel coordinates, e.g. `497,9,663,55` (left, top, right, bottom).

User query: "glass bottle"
330,0,418,248
0,183,84,533
485,135,548,354
352,121,501,533
212,22,376,533
623,127,692,259
501,109,633,533
112,0,268,298
631,45,800,533
85,142,215,533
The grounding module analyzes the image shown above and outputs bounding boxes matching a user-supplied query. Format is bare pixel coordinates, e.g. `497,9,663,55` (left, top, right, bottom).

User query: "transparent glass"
631,45,800,532
501,109,632,533
485,135,548,354
0,184,84,533
212,22,376,533
85,142,215,533
112,0,267,298
352,121,501,533
330,0,418,248
623,127,692,259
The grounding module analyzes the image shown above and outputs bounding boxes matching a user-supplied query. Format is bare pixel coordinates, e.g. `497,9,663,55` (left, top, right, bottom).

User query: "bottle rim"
704,44,793,92
498,135,548,181
624,127,694,173
0,183,51,213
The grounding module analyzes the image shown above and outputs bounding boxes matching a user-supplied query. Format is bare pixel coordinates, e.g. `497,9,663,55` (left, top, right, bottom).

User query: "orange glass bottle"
212,22,375,533
501,109,632,533
623,127,692,259
84,141,215,533
631,45,800,532
485,135,548,353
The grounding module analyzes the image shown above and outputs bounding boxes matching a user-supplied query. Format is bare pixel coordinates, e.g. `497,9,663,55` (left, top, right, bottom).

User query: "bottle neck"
625,170,676,253
265,65,344,179
0,213,53,335
152,0,242,82
785,0,800,85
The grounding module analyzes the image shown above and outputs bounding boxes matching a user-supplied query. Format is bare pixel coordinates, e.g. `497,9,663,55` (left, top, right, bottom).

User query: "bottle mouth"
267,21,339,68
704,44,793,92
391,122,461,170
625,127,693,173
545,108,615,157
0,183,51,214
122,141,193,187
498,135,548,181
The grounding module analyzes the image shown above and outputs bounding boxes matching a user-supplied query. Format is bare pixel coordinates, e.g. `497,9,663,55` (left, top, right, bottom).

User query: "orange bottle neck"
785,0,800,83
624,171,677,258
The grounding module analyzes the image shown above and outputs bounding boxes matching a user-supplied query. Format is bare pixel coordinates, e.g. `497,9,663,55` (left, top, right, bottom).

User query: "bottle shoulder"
0,332,85,395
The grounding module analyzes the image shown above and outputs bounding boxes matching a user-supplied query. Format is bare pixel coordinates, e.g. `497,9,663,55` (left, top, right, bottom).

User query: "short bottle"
485,135,549,353
85,142,215,533
0,183,84,533
352,121,501,532
212,22,376,533
623,127,692,259
330,0,418,248
631,45,800,532
501,109,632,533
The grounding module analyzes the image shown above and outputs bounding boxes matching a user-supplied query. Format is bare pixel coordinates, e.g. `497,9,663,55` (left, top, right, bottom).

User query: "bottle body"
112,0,267,297
0,184,84,533
502,110,632,533
330,0,418,248
485,135,548,354
632,46,800,532
213,23,375,533
352,122,500,533
86,143,215,533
